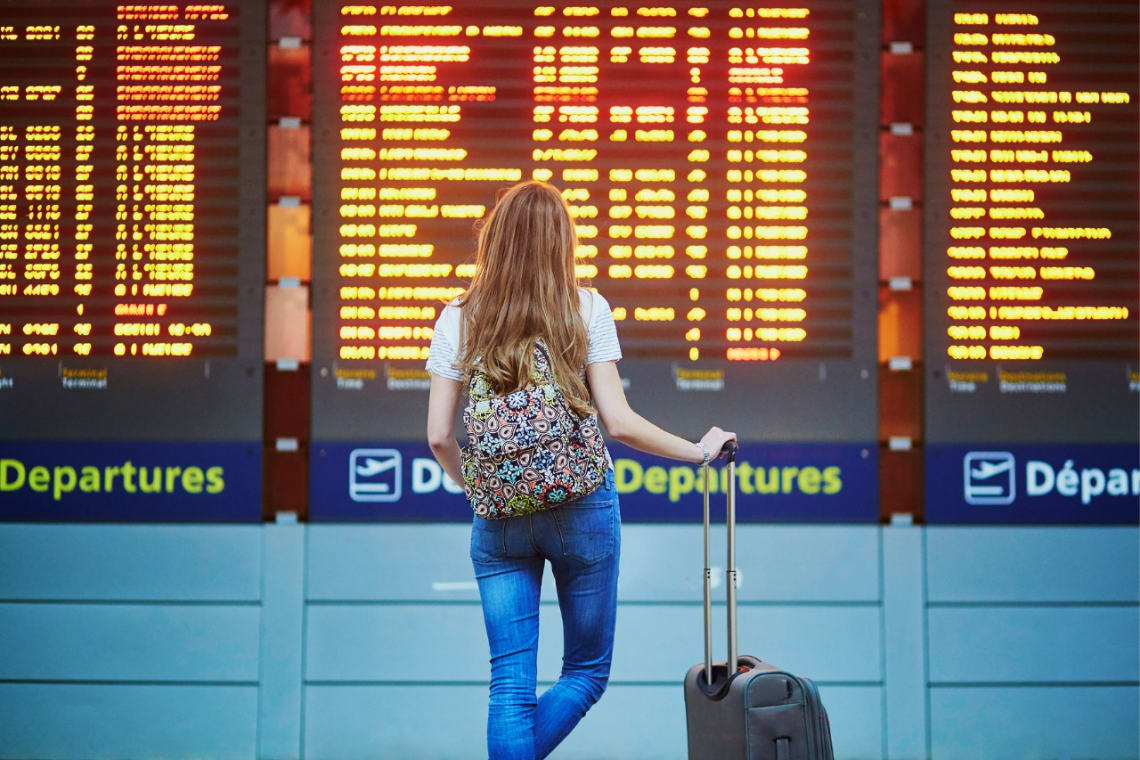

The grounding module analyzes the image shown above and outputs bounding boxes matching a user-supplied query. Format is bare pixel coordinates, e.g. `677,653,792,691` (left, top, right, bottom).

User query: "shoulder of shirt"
440,297,462,317
432,299,463,334
583,288,612,325
578,287,610,309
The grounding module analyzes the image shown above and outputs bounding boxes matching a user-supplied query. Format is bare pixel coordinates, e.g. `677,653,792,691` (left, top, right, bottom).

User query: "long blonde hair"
456,181,593,417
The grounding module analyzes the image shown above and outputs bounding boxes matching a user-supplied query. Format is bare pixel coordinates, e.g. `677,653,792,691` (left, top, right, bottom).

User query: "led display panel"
923,0,1139,523
0,3,265,521
310,1,880,521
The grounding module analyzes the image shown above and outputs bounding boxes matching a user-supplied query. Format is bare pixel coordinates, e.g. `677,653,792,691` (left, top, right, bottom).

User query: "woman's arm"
426,373,464,486
585,361,735,463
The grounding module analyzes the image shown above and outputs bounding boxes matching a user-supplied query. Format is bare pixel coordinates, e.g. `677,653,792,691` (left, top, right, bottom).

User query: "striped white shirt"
425,288,623,382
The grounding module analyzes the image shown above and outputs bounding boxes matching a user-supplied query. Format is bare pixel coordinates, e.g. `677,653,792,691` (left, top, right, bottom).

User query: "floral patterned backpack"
460,338,611,519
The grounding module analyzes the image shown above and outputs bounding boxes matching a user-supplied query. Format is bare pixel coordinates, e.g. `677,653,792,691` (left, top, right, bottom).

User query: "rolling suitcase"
684,442,835,760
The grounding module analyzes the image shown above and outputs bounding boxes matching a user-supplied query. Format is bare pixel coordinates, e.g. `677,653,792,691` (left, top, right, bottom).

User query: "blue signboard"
0,442,262,522
310,441,878,523
926,444,1140,525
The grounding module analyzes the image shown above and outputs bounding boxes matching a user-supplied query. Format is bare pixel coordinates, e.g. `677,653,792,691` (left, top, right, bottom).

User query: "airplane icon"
349,448,402,502
356,456,398,478
970,458,1012,480
963,451,1016,505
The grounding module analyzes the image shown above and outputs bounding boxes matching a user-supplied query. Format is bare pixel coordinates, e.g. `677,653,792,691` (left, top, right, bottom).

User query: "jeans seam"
602,506,615,561
551,508,567,559
526,513,539,555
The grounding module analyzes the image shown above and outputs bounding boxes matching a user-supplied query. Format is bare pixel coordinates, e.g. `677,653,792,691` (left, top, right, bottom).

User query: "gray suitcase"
683,442,835,760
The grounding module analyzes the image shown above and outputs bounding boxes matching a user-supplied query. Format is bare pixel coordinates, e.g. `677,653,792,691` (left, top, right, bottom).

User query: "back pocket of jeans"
469,516,506,562
553,503,614,565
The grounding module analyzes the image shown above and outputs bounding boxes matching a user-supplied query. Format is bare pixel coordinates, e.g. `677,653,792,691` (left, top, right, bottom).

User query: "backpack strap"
530,337,558,383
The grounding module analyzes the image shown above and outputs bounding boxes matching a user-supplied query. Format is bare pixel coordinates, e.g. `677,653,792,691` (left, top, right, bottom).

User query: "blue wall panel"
0,683,258,760
303,684,485,760
930,686,1140,759
306,524,476,602
0,603,259,681
928,607,1139,684
258,524,306,760
926,527,1139,603
882,526,928,760
0,524,262,601
305,603,488,682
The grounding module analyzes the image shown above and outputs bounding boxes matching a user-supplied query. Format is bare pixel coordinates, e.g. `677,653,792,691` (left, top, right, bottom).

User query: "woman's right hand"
698,426,737,463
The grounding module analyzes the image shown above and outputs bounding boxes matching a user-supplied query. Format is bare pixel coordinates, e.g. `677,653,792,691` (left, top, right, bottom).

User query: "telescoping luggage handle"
702,440,740,687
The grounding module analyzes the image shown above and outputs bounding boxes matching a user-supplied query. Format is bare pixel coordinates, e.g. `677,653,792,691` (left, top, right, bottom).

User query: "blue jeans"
470,469,621,760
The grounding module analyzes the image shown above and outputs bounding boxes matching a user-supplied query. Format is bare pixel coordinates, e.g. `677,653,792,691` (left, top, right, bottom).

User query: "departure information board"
0,3,265,521
311,2,880,521
923,0,1139,523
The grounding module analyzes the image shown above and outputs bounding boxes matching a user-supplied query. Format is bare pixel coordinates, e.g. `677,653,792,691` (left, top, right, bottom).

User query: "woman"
425,180,736,759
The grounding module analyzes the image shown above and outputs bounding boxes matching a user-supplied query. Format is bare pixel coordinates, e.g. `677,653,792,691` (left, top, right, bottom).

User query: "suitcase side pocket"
746,703,808,760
